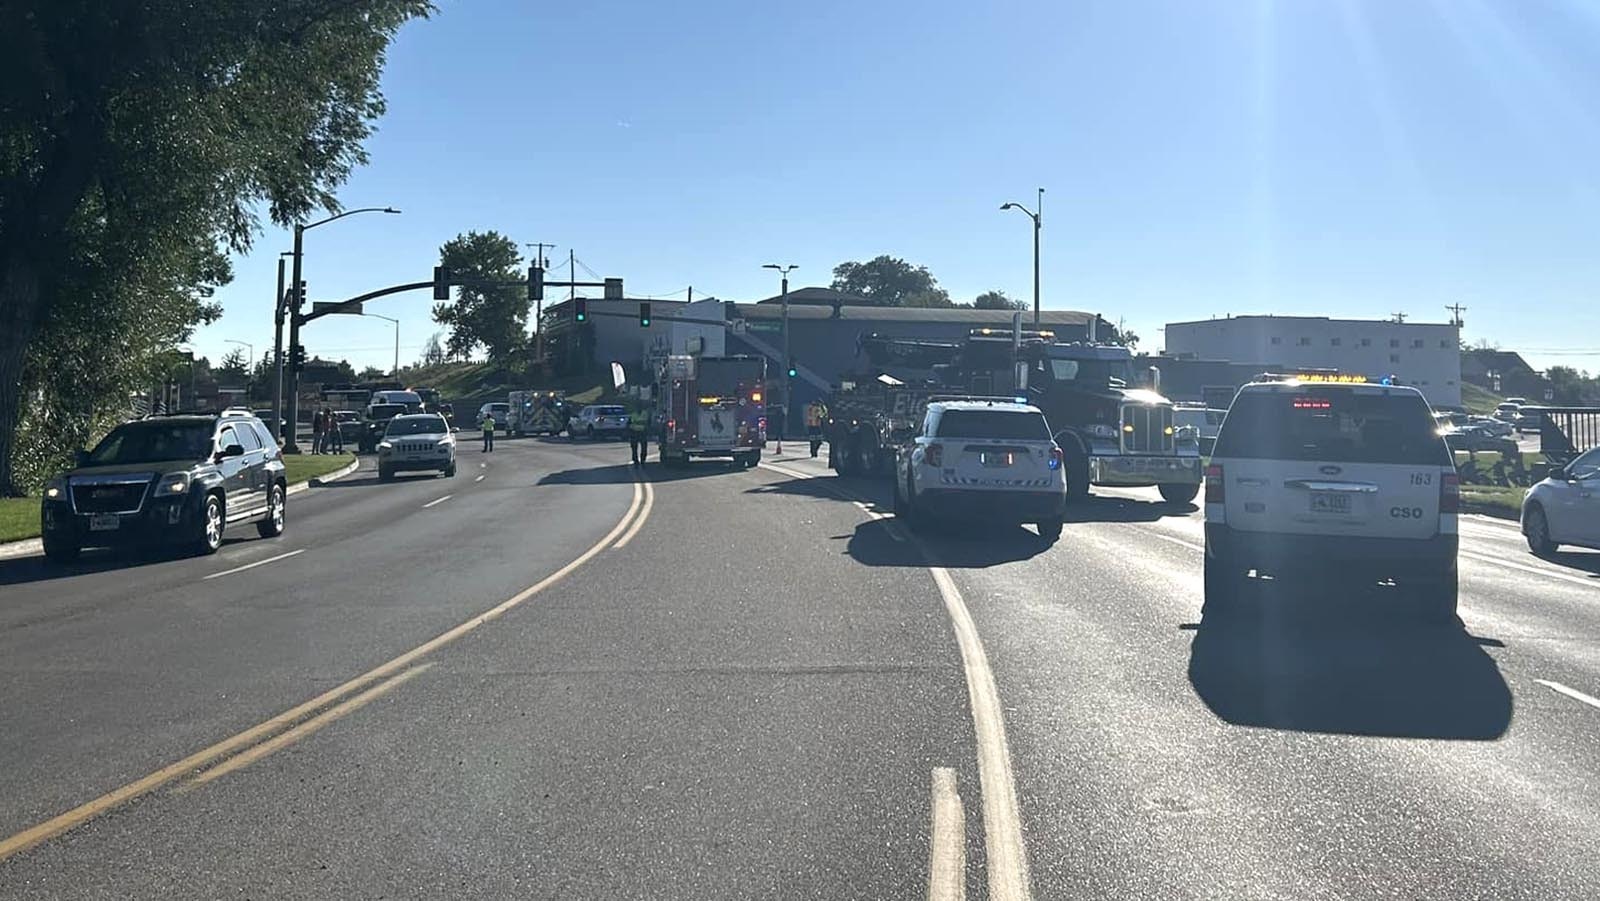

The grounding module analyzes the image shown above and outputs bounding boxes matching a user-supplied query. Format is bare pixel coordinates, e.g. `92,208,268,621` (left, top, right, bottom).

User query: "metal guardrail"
1524,406,1600,462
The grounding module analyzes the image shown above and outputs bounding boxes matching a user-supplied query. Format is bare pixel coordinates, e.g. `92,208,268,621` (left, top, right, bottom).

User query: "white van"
371,390,423,413
1204,378,1459,621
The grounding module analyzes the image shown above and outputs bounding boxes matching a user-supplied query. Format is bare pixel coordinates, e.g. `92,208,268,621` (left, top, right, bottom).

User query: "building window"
1390,338,1400,348
1361,338,1372,347
1390,353,1400,364
1440,339,1452,349
1298,336,1311,346
1411,338,1424,349
1330,337,1342,347
1270,336,1282,346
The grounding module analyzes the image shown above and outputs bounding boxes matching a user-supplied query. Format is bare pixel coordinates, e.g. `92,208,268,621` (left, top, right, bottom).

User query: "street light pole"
271,253,291,440
1001,187,1044,326
762,263,798,439
283,206,400,453
362,313,400,376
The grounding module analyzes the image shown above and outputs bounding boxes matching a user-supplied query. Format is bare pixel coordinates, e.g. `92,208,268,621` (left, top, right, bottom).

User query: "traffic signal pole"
271,257,287,443
284,223,305,453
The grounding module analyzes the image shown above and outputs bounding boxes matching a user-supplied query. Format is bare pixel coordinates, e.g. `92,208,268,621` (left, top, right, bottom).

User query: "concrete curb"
0,457,363,560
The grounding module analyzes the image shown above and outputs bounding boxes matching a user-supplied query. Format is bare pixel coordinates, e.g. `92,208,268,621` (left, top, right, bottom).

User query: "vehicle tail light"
666,419,676,433
1205,464,1224,504
1440,471,1460,514
1048,447,1063,471
925,443,943,467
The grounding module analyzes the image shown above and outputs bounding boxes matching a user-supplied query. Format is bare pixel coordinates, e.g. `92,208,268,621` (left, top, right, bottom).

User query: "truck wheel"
1065,450,1090,501
1159,483,1200,505
1035,518,1063,543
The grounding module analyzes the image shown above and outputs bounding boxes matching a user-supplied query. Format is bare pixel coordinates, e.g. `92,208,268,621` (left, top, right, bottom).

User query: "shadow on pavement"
1185,598,1512,740
1066,495,1194,524
0,538,252,586
842,518,1052,569
299,471,444,489
538,461,739,486
1538,549,1600,579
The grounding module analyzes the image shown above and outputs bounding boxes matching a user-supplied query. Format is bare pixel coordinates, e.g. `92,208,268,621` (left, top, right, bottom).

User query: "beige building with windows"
1163,315,1462,407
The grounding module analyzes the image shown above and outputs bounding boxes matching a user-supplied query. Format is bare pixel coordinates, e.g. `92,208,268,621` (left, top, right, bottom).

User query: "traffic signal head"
574,298,587,323
289,344,307,372
529,265,544,301
787,361,798,378
639,302,651,327
432,266,451,301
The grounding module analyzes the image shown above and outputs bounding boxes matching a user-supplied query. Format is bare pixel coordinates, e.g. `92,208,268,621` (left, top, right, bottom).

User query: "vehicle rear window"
598,406,626,415
934,410,1050,440
1213,390,1450,465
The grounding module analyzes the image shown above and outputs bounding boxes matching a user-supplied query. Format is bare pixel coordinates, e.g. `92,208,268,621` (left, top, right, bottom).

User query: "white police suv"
1203,376,1459,621
892,397,1067,542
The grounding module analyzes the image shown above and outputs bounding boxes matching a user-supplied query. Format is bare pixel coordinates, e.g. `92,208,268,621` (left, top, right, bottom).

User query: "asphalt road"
1,438,1598,899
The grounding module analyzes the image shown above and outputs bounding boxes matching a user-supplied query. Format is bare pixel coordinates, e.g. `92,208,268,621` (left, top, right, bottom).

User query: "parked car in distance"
377,414,457,481
1522,447,1600,555
1174,405,1227,456
572,404,630,440
1493,401,1522,423
360,403,409,453
252,408,287,442
333,410,361,444
39,410,286,562
1514,410,1542,433
1443,424,1519,457
371,389,424,413
1466,416,1513,438
1504,397,1528,406
476,402,512,431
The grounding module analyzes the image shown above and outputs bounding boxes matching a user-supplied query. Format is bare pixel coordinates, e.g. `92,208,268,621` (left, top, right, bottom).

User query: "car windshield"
488,404,509,413
368,404,406,420
1214,390,1451,465
597,406,626,416
87,422,213,465
386,417,447,436
935,409,1050,440
335,412,358,422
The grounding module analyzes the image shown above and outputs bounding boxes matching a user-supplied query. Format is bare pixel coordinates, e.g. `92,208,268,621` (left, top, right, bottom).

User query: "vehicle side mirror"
217,443,245,460
74,449,90,467
1543,464,1566,482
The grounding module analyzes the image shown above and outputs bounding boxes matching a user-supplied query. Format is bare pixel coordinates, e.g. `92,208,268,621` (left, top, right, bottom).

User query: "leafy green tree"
216,348,250,384
0,0,431,494
432,231,528,361
974,290,1026,311
1545,366,1598,404
830,256,945,307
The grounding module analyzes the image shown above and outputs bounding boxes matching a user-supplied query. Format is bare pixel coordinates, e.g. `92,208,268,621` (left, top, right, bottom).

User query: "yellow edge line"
0,478,646,862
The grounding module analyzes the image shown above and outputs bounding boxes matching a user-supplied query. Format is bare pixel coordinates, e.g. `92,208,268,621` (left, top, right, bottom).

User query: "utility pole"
286,223,305,452
762,263,798,440
1445,303,1467,328
1392,312,1408,323
525,243,554,370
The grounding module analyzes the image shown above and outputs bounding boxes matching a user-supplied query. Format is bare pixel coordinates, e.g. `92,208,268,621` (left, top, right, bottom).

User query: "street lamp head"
382,207,401,214
1000,203,1015,211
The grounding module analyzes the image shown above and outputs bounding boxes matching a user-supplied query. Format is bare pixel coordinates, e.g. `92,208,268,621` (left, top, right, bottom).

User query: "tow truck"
656,355,767,468
825,324,1203,503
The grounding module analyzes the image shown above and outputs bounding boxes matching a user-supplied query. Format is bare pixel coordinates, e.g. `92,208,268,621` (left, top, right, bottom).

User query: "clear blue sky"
193,0,1600,376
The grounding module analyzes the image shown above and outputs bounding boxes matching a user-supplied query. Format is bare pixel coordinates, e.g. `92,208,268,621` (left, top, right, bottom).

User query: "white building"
1163,315,1462,407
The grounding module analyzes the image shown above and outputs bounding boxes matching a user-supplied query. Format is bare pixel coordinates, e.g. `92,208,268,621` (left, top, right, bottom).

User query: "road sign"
604,278,623,300
312,301,361,315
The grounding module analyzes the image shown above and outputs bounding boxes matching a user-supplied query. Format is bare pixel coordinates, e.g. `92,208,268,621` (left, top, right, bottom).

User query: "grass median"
0,453,356,545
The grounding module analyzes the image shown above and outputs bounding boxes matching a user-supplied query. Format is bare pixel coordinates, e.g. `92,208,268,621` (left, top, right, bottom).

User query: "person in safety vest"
481,409,496,453
804,399,829,458
628,405,652,466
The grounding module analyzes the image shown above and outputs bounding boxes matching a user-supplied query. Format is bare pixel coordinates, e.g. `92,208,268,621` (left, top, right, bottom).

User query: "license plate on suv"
1309,492,1352,514
89,513,121,531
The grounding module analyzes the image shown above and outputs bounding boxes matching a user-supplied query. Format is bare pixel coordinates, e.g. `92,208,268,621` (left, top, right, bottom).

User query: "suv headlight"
44,477,66,500
378,440,393,452
155,472,190,496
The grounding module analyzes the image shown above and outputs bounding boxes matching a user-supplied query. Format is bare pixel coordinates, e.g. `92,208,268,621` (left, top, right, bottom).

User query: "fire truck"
656,355,767,468
826,325,1203,503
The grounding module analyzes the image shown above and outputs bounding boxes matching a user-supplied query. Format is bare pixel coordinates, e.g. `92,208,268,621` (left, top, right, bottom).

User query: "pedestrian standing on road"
628,405,651,466
804,399,828,458
328,411,344,454
311,408,326,455
481,410,496,453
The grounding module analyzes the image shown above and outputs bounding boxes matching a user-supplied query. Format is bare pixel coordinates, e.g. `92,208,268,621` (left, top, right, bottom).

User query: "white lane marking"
479,462,488,469
1463,514,1523,533
758,461,815,481
202,549,304,581
1141,530,1205,553
422,495,452,509
928,566,1032,900
927,767,966,901
474,475,485,483
612,480,655,549
1534,679,1600,712
759,461,1025,895
1460,550,1599,591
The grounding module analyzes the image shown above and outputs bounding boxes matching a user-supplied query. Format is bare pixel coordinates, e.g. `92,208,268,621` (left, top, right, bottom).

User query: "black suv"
40,410,288,562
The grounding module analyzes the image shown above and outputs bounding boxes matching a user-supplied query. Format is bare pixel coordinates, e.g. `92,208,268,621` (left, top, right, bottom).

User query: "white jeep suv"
377,414,457,481
893,398,1067,542
1203,378,1459,621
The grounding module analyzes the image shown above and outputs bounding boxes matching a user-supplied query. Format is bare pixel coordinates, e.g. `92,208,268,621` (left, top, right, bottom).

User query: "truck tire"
1159,483,1200,505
